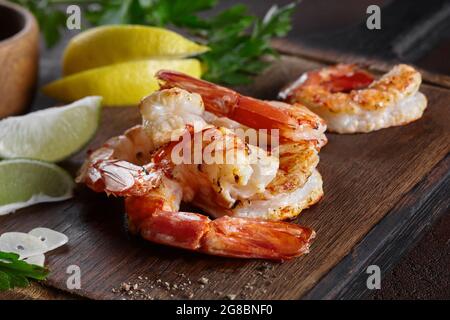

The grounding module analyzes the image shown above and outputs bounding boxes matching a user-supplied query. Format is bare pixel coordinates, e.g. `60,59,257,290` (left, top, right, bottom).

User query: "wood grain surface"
305,154,450,299
0,55,449,300
272,39,450,90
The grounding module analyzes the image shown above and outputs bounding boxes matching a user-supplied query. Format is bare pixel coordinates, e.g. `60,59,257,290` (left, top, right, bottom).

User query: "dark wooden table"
1,0,449,300
227,0,450,300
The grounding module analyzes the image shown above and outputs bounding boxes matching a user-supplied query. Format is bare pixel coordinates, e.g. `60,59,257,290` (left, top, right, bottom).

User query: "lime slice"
0,96,102,162
43,59,201,106
62,25,209,75
0,159,74,216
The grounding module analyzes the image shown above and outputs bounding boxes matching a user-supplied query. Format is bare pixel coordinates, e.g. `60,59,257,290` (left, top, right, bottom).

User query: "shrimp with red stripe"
77,83,323,260
279,64,427,133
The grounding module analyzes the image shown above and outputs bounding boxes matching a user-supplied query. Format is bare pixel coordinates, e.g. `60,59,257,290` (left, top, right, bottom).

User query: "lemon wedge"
43,59,202,106
62,25,209,75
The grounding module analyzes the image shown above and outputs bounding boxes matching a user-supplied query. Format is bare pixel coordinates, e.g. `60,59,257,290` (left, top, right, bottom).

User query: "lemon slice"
0,160,74,216
0,97,102,162
62,25,209,75
43,59,202,106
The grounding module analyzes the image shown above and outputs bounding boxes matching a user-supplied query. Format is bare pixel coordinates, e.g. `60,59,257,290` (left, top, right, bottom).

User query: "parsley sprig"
12,0,297,85
0,251,49,291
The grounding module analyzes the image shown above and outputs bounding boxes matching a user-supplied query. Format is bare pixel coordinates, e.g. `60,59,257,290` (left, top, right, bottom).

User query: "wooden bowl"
0,1,39,118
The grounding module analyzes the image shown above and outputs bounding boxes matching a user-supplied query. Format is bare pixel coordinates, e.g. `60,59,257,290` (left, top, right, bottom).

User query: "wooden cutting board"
0,53,449,300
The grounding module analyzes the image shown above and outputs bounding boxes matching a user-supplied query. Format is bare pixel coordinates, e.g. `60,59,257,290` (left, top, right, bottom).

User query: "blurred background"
220,0,450,75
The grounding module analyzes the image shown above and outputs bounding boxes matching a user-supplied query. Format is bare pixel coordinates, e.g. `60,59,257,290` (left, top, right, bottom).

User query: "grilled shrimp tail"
203,216,315,260
157,70,327,146
126,196,315,260
157,70,292,127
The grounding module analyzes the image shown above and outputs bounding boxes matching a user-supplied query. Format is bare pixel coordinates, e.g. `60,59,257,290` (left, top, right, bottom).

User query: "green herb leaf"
0,271,10,291
0,251,49,292
201,3,296,85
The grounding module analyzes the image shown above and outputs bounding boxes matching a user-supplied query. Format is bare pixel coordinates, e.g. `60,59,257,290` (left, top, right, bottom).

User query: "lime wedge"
0,159,74,215
0,96,102,162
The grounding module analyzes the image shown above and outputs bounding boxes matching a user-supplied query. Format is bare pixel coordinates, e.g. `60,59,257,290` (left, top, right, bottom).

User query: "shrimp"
140,88,325,221
172,128,324,221
156,70,328,148
126,178,315,260
78,131,314,260
77,88,316,260
76,125,162,196
232,142,323,220
162,95,324,221
279,64,428,133
140,88,281,208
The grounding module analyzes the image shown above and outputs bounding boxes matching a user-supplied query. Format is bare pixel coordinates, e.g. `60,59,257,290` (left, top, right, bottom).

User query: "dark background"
225,0,449,299
224,0,450,75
